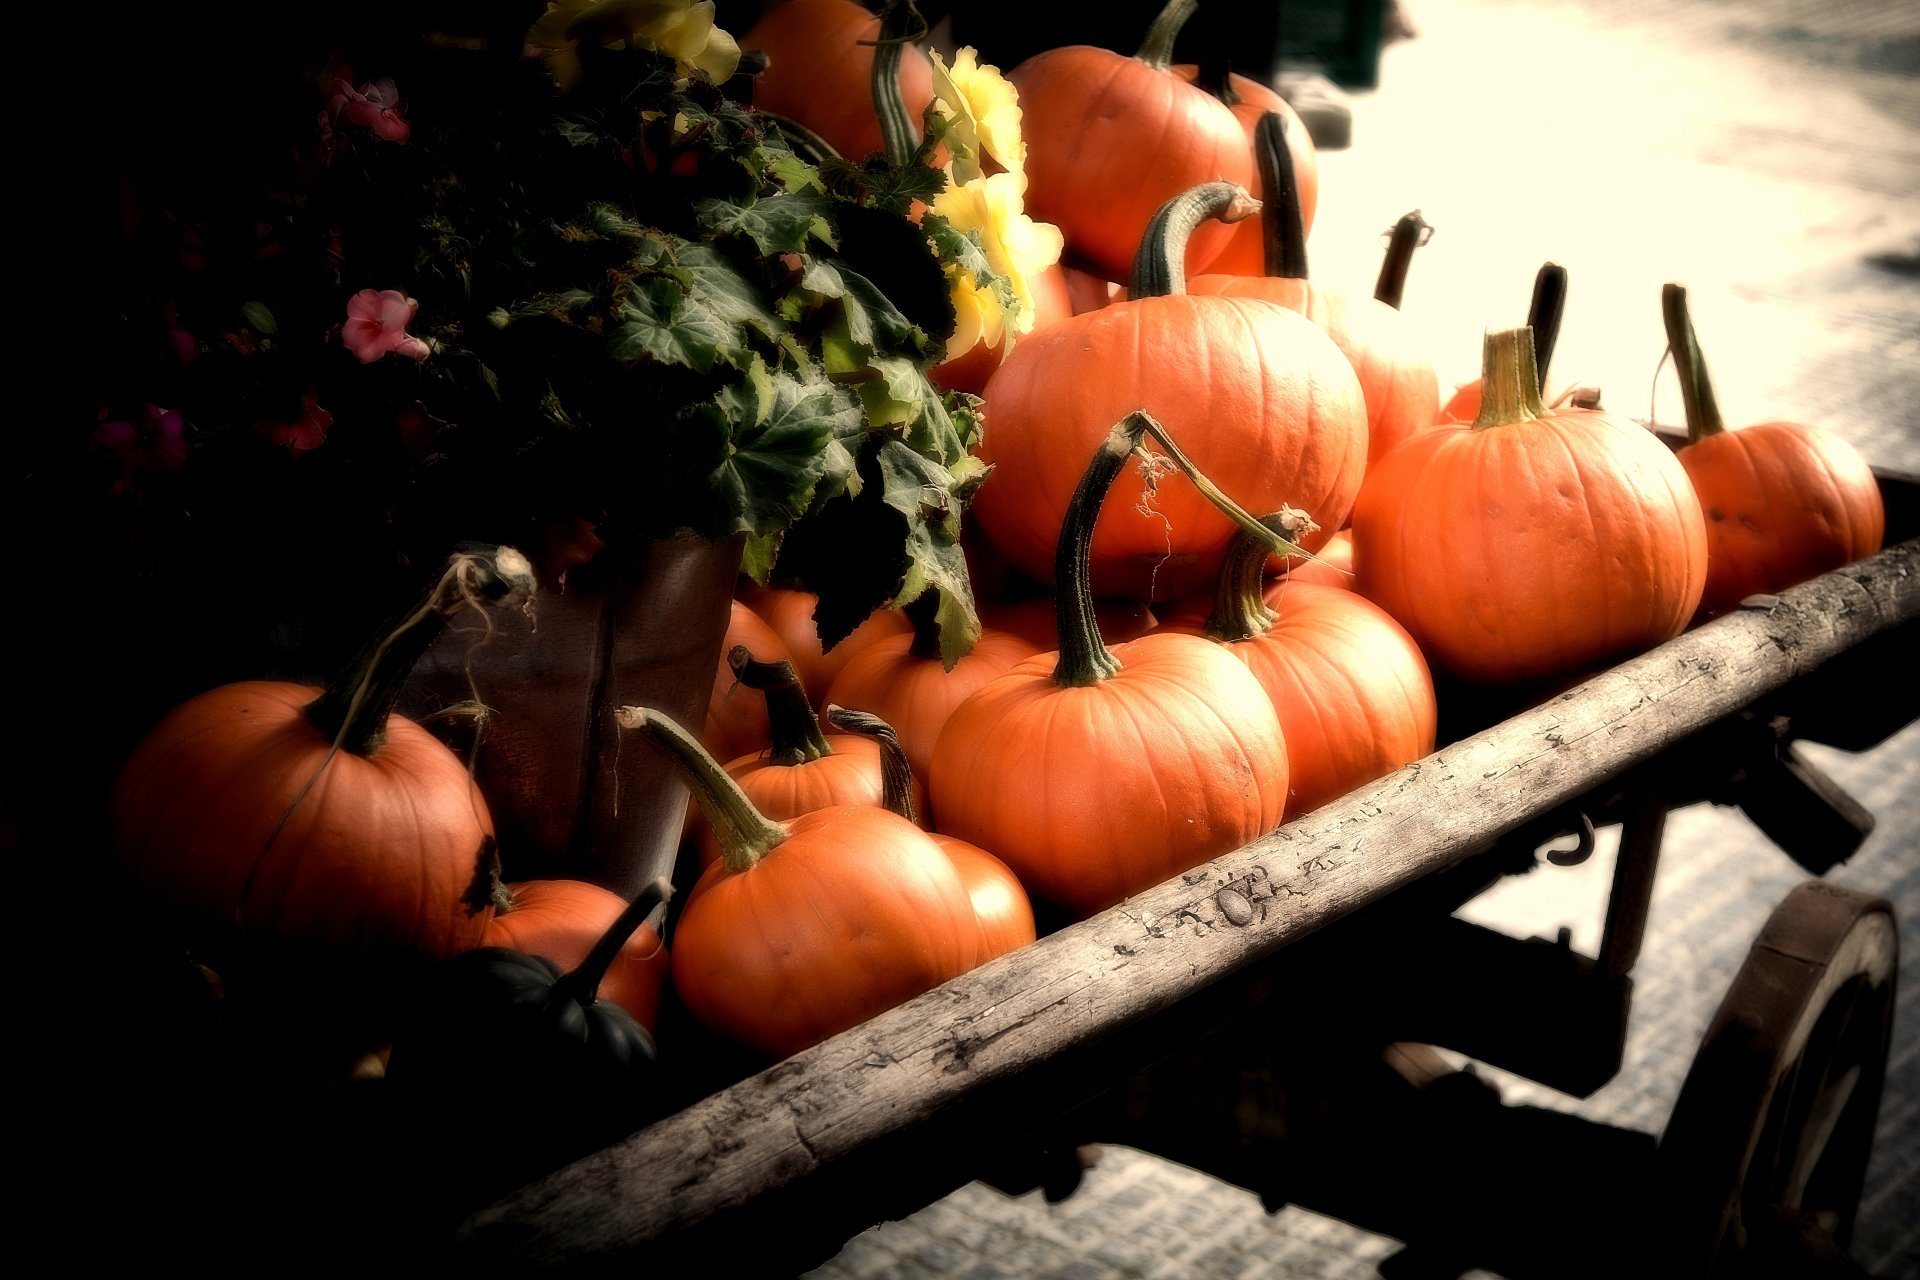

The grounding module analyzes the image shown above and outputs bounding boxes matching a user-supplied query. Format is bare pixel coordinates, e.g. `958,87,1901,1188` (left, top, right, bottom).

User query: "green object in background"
1277,0,1388,88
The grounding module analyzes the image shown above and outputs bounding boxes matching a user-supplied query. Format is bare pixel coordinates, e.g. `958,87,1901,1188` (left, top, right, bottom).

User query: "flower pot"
404,532,743,896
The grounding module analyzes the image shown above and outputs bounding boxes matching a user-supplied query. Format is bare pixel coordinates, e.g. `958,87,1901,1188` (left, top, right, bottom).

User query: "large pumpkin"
974,181,1368,600
1010,0,1252,281
933,411,1292,916
1663,283,1884,617
1353,328,1708,684
741,0,936,164
1172,52,1318,274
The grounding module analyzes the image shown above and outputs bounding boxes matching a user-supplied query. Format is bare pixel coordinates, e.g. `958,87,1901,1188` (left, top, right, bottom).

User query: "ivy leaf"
672,241,782,342
608,275,739,373
875,440,981,666
694,191,835,257
702,365,864,536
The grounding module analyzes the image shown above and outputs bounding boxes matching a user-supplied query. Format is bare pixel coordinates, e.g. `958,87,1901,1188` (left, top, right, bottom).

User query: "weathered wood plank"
457,540,1919,1267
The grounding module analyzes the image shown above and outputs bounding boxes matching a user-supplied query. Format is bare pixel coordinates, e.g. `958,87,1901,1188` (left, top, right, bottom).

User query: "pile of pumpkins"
109,0,1887,1111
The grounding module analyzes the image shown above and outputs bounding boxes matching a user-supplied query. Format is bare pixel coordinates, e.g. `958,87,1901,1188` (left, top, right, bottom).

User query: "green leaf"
609,275,739,373
240,301,277,335
875,440,981,666
694,191,835,257
672,241,782,342
704,368,864,537
742,532,783,585
766,150,823,195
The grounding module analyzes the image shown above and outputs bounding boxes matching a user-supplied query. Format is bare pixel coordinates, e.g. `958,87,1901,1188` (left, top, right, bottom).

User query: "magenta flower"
328,74,411,144
256,392,333,455
93,404,188,493
342,289,431,363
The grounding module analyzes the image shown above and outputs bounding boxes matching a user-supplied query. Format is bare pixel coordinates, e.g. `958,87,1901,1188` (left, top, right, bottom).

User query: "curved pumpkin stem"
1136,0,1199,72
1472,327,1549,429
616,708,790,875
1254,112,1309,281
1662,282,1726,443
730,648,831,766
550,877,674,1008
825,705,917,824
1053,410,1315,688
1205,509,1320,642
869,0,926,167
1129,182,1262,299
1373,210,1433,309
304,545,536,758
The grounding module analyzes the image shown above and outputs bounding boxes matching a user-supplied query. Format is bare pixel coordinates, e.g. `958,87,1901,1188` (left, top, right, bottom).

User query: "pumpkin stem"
1373,210,1433,309
549,877,674,1008
1529,263,1569,387
1254,112,1309,280
729,648,831,766
1054,411,1315,688
1662,282,1727,443
825,706,918,824
870,0,925,167
304,546,536,758
1205,509,1320,642
1136,0,1199,72
1472,327,1549,429
1194,43,1237,104
615,708,790,875
1129,182,1262,299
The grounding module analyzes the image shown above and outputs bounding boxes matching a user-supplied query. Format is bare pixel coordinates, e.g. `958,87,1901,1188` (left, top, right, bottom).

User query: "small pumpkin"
933,410,1293,916
1353,327,1708,684
1172,46,1319,273
485,879,671,1031
1438,262,1585,423
736,585,911,706
1272,528,1354,590
741,0,936,165
622,709,977,1059
1662,283,1884,617
704,599,793,762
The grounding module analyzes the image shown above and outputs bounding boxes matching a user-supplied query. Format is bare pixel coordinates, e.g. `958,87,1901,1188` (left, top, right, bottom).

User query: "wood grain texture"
457,540,1919,1268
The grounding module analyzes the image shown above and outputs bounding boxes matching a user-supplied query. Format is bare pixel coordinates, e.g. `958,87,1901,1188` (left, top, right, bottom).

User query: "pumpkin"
1010,0,1253,281
1172,49,1319,274
931,262,1075,396
704,599,792,761
110,548,534,963
932,410,1293,916
974,181,1368,600
741,0,936,165
1353,327,1708,684
485,879,671,1031
1272,528,1355,590
1663,283,1884,617
979,595,1158,650
736,585,911,706
622,708,977,1059
694,649,926,868
1186,114,1437,469
1063,263,1123,314
822,607,1042,791
1162,519,1436,816
1438,262,1581,423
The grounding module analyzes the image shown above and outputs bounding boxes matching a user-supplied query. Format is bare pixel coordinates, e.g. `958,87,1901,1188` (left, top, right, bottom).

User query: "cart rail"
457,538,1919,1268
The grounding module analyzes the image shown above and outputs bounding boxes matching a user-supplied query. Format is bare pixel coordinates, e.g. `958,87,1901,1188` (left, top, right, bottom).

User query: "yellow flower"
934,170,1064,356
930,47,1025,186
528,0,741,90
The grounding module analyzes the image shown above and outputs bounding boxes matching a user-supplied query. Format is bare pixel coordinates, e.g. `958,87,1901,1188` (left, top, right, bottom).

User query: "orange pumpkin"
1062,264,1123,314
1437,263,1575,424
931,262,1075,396
704,599,792,761
626,709,977,1060
1187,114,1436,469
1663,283,1884,617
933,411,1292,917
736,585,911,706
978,595,1158,650
1272,528,1355,590
741,0,935,164
485,880,670,1031
1011,0,1253,281
1172,53,1318,274
1161,523,1435,816
933,834,1038,965
974,181,1367,600
1353,327,1708,684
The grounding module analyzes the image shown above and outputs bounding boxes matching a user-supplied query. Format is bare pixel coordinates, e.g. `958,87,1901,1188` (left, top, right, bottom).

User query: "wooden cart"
432,442,1918,1278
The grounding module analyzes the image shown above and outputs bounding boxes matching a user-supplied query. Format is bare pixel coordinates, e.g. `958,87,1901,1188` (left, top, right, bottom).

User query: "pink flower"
93,404,188,493
328,74,411,144
256,392,333,455
342,289,431,363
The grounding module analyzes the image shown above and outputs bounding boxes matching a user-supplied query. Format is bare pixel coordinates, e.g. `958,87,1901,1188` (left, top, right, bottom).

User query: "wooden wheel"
1657,881,1898,1278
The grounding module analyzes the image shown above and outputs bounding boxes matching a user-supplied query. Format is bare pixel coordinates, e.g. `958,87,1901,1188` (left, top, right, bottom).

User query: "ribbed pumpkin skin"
930,634,1288,916
975,296,1367,600
485,880,669,1031
1011,47,1252,282
1353,411,1708,684
1164,583,1436,815
671,805,977,1058
737,587,911,706
705,600,793,761
741,0,935,164
932,263,1075,396
1186,275,1438,467
824,630,1043,788
1272,528,1355,589
931,833,1037,966
694,734,927,869
111,680,495,961
1680,422,1884,616
1170,67,1318,273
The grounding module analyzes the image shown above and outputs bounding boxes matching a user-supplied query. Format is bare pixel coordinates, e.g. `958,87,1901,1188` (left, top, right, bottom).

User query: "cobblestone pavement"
812,0,1919,1275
